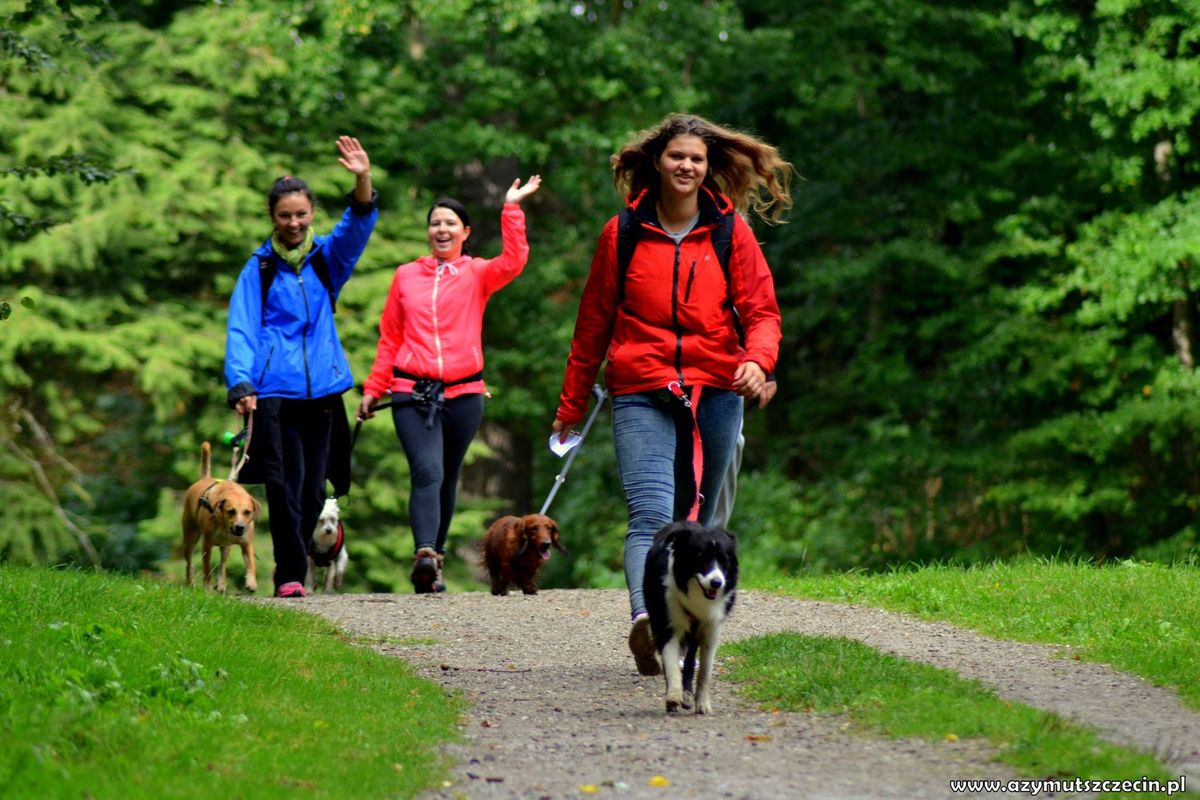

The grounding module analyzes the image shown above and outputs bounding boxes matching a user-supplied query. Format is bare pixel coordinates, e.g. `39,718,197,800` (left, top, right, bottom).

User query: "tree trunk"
1172,295,1195,370
461,420,533,513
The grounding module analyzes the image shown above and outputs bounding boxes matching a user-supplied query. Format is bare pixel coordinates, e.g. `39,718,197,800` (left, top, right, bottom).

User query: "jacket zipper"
432,267,444,379
257,346,275,386
298,271,313,398
684,260,697,302
671,241,685,384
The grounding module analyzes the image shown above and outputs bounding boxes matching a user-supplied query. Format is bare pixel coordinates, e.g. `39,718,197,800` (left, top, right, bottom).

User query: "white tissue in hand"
549,431,582,457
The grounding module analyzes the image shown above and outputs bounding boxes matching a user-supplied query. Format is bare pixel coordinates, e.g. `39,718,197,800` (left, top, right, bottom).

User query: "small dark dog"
643,520,738,714
482,513,566,595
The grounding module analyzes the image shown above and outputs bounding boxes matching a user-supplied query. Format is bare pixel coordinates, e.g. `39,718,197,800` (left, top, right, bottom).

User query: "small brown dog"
181,442,259,594
482,513,566,595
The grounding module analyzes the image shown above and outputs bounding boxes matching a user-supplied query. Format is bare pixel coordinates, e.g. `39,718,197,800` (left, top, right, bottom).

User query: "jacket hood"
412,253,472,271
625,185,733,229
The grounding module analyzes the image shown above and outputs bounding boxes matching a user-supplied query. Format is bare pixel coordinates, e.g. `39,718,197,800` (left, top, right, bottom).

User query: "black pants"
262,397,334,588
392,393,484,554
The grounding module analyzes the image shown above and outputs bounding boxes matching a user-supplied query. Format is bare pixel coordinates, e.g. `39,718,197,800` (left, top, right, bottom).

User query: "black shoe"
411,549,438,594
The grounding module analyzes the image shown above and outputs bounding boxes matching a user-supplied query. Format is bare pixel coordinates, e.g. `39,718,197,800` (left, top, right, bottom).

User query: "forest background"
4,0,1200,592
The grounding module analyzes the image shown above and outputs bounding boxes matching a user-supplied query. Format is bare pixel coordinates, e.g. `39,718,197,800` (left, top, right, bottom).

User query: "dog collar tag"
548,431,582,458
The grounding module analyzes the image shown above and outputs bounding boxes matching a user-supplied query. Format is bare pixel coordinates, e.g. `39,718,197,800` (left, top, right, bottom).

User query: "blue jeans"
611,389,743,617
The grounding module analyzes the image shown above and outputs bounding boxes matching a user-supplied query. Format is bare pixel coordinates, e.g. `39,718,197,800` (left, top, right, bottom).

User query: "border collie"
642,520,738,714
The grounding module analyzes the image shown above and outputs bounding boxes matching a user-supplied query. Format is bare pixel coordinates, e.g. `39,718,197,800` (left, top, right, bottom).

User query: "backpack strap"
256,248,337,324
711,212,735,278
711,214,743,345
309,248,336,313
615,209,643,305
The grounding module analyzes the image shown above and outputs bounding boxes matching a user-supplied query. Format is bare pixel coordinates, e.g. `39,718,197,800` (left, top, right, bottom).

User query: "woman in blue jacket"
225,135,377,598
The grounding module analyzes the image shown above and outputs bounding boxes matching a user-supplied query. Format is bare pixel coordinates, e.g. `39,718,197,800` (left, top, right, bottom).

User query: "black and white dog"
642,520,738,714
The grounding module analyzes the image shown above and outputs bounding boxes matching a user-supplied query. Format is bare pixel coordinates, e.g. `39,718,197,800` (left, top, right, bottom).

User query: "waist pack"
392,368,484,429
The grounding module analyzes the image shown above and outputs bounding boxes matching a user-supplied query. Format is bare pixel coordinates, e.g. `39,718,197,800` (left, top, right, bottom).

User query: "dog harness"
309,520,345,568
197,480,223,515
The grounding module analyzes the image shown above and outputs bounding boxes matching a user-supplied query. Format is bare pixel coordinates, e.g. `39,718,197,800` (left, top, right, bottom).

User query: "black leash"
350,399,397,454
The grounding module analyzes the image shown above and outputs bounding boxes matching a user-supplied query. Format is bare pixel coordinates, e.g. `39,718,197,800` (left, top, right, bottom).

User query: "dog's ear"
515,517,530,555
660,520,685,547
550,521,567,554
252,497,262,516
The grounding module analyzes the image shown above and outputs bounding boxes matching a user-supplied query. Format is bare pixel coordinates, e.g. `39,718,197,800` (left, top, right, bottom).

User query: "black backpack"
615,209,741,341
257,248,336,321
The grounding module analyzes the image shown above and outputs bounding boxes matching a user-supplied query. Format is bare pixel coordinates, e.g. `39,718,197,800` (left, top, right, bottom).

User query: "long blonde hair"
611,113,794,223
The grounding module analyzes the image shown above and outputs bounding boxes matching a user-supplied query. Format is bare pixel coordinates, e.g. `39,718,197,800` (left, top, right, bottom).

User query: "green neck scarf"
271,227,314,272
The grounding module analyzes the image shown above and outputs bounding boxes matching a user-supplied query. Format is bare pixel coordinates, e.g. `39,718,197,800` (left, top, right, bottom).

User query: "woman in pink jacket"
359,175,541,592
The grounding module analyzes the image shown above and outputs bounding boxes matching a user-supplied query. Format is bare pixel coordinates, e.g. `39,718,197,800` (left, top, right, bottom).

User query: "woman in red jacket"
553,114,791,674
359,175,541,592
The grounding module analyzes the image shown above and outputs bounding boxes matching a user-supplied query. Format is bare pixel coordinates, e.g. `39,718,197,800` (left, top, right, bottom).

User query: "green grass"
724,634,1175,784
0,565,463,799
746,558,1200,709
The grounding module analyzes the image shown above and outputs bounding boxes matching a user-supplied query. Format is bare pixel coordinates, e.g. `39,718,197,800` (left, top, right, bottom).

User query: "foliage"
5,0,1200,586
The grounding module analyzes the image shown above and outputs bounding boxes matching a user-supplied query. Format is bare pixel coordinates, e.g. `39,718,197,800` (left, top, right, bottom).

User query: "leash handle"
540,385,607,515
228,411,253,481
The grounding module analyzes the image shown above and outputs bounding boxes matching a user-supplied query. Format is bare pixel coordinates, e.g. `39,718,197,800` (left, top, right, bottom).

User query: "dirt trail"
290,589,1199,799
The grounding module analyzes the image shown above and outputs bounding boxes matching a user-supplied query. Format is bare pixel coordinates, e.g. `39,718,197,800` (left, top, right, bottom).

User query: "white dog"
306,497,348,593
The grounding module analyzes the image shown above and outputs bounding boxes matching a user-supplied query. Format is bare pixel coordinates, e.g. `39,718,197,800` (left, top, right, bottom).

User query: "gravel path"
287,589,1199,799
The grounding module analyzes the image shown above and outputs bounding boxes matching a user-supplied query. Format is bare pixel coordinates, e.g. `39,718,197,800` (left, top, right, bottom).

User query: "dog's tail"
463,539,490,583
200,441,212,480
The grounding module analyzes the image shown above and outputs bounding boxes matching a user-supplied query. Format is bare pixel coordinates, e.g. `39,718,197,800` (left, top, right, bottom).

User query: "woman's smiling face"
271,192,313,248
427,207,470,260
657,134,709,201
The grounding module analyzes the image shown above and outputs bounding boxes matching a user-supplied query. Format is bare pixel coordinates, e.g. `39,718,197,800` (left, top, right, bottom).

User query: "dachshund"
481,513,566,595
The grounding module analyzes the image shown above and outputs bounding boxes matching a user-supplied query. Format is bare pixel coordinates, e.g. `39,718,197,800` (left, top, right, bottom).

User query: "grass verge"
724,633,1179,791
0,565,462,799
746,559,1200,709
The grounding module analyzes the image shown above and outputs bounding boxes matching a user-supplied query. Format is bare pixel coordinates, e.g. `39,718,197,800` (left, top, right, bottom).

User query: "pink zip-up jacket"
363,203,529,400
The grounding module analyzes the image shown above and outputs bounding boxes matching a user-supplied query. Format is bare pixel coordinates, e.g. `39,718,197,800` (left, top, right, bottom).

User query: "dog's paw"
665,699,682,713
694,693,713,715
681,690,693,710
665,689,685,713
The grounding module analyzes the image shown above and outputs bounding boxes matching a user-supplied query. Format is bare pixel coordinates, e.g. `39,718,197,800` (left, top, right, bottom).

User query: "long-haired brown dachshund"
481,513,566,595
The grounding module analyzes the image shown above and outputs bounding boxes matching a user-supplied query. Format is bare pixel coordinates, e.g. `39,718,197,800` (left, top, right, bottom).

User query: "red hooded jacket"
364,203,529,400
556,187,781,426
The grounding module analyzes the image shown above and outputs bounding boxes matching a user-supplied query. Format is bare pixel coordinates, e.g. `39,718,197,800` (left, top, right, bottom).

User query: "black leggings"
392,393,484,554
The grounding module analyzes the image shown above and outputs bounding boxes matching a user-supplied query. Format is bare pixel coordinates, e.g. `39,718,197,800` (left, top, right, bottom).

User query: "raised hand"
336,135,371,177
505,174,542,205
